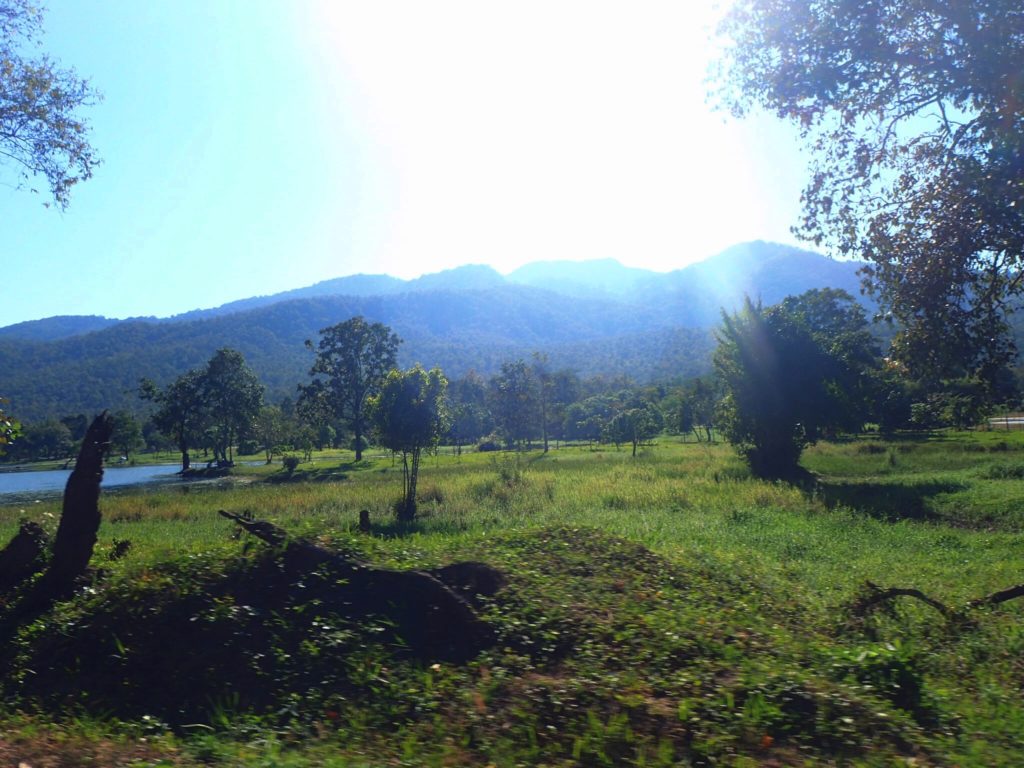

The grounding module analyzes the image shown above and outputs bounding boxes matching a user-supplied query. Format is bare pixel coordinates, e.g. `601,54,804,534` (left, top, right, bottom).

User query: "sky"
2,1,809,327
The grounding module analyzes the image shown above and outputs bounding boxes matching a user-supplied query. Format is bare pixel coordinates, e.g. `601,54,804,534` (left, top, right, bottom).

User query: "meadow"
1,432,1022,766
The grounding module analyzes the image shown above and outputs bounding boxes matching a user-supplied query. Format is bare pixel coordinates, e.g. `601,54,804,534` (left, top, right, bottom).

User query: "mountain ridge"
0,242,870,419
1,241,864,342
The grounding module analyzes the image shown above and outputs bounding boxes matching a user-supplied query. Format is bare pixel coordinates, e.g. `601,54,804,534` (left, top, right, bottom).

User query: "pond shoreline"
0,463,190,503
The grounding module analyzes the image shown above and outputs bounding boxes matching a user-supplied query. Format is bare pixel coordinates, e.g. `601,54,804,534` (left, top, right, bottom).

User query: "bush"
237,439,259,456
282,455,300,473
477,435,501,452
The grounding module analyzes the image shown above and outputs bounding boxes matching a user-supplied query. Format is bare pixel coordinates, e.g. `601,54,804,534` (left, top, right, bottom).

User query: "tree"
15,418,72,461
602,402,663,457
0,397,19,456
564,394,617,445
714,292,877,477
776,288,881,438
201,348,264,465
675,378,718,443
717,0,1024,385
447,371,492,454
256,405,287,464
109,410,143,459
0,0,100,209
140,369,206,472
301,317,401,462
489,360,539,450
531,352,553,453
59,413,88,443
545,369,581,447
370,365,449,521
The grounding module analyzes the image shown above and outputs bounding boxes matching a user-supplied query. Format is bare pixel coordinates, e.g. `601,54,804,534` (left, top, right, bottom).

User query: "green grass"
1,432,1023,766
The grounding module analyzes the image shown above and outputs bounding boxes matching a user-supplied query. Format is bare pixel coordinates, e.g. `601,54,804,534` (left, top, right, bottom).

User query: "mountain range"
0,241,867,420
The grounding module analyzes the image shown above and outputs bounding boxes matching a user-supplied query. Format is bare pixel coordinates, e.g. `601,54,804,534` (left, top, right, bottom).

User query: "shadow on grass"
814,479,965,522
363,517,428,539
263,469,351,485
261,459,382,484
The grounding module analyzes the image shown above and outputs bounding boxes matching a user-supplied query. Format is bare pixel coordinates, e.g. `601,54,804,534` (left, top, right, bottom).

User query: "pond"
0,463,184,501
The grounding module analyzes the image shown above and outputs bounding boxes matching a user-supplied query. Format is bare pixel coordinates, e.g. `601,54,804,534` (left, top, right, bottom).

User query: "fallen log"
218,509,502,662
851,582,952,619
851,579,1024,623
967,582,1024,609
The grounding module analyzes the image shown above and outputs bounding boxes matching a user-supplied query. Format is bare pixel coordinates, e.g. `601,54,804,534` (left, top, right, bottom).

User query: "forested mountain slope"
1,242,863,419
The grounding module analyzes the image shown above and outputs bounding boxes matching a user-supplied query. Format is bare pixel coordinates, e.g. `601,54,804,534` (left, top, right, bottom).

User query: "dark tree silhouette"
717,0,1024,384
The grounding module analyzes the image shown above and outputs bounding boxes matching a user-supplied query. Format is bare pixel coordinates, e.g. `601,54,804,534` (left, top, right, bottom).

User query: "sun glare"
297,1,805,278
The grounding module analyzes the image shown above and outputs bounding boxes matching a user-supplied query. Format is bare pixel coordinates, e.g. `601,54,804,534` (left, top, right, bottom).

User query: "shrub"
237,439,260,456
477,435,502,452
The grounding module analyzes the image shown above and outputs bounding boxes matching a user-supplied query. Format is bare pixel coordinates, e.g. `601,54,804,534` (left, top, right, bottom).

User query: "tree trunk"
354,417,363,461
42,412,114,596
400,448,421,521
541,398,549,453
179,439,190,472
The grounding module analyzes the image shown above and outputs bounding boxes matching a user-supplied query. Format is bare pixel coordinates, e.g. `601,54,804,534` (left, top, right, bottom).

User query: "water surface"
0,463,183,501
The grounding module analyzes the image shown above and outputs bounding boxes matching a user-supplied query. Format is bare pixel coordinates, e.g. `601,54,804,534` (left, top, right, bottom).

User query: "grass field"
1,432,1022,766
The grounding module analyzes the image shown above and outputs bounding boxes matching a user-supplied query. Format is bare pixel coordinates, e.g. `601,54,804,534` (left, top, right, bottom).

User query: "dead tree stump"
38,412,113,598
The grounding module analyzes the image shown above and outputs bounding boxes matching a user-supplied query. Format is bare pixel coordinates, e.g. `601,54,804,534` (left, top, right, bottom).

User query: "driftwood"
851,579,1024,622
219,509,502,661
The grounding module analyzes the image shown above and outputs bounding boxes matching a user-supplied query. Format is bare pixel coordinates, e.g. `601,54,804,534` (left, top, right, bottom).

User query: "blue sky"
2,1,808,327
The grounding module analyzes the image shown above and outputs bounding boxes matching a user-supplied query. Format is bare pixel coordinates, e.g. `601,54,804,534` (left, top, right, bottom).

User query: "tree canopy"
0,397,18,455
717,0,1024,383
300,317,401,462
140,349,262,469
715,290,878,476
488,360,538,450
202,349,264,465
0,0,100,208
370,365,448,521
140,369,206,471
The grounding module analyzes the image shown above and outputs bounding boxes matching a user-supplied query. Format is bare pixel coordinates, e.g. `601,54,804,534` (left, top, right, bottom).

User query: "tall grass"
4,433,1020,605
2,431,1023,765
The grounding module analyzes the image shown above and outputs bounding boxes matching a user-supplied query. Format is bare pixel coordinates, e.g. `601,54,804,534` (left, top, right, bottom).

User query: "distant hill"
0,315,123,343
0,242,870,419
507,258,656,299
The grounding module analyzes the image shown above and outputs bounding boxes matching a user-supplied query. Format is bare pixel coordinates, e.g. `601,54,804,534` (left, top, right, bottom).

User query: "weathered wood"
852,582,952,619
44,412,113,593
852,579,1024,623
968,583,1024,609
1,413,113,628
219,509,501,661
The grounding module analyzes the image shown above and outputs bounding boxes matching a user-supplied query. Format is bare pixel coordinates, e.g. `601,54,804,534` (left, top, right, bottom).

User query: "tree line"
7,286,1023,475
